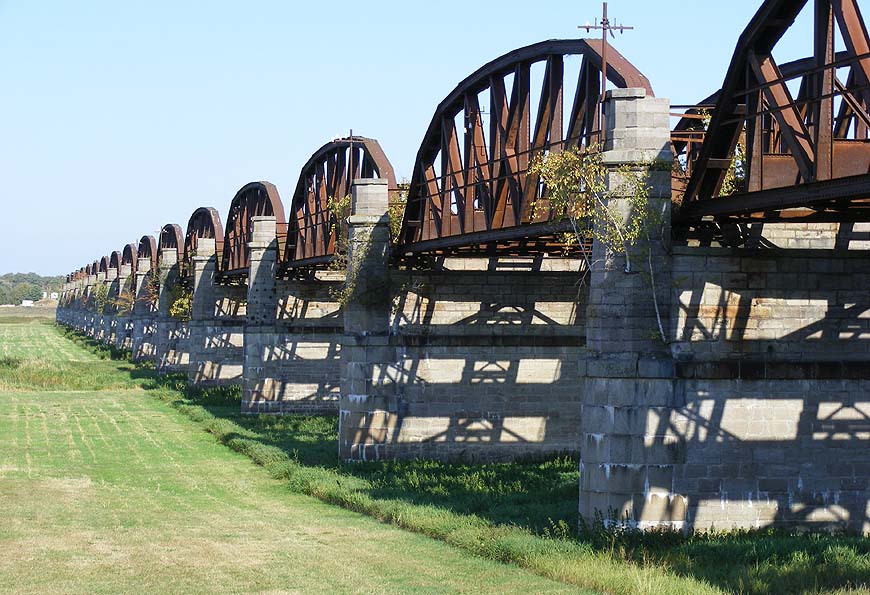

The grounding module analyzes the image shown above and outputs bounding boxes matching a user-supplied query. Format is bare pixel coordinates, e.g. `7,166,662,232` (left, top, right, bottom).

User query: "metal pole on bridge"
579,2,634,141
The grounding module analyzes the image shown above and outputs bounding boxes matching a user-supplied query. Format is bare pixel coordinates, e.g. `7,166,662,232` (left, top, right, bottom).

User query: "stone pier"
155,247,189,373
188,238,245,385
338,179,394,460
132,257,156,361
579,88,681,528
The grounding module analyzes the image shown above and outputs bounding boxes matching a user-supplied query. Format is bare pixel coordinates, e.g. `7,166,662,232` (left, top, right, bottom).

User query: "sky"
0,0,834,276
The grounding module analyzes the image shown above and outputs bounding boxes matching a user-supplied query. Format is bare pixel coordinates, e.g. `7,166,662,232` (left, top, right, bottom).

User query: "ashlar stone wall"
667,247,870,531
338,181,588,462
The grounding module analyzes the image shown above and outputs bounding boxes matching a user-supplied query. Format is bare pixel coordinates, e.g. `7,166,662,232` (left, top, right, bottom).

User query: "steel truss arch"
398,38,652,256
283,136,396,268
137,235,158,271
183,208,224,279
109,251,122,272
159,224,184,265
678,0,870,223
221,182,286,277
121,243,138,275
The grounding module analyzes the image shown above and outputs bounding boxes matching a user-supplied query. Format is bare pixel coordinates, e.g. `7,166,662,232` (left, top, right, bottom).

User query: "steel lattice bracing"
138,235,158,271
677,0,870,223
283,137,396,269
398,39,652,256
673,53,853,206
182,208,224,279
221,182,287,278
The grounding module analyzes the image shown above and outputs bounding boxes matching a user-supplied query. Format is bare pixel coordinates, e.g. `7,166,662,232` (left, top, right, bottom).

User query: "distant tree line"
0,273,64,305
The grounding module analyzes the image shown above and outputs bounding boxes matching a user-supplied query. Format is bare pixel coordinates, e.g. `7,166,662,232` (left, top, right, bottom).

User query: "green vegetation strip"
21,321,870,595
0,321,585,595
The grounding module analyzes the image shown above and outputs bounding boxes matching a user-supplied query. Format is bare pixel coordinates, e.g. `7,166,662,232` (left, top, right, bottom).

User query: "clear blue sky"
0,1,827,276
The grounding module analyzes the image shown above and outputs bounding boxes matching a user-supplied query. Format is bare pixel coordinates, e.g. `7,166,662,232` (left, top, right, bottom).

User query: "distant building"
50,292,59,300
20,300,34,308
42,291,48,299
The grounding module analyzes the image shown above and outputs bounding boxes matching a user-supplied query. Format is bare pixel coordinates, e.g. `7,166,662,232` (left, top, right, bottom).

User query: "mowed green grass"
6,318,870,595
0,321,586,595
0,321,140,392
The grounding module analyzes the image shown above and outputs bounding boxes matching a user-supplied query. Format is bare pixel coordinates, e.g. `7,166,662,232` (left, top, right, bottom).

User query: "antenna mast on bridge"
579,2,634,138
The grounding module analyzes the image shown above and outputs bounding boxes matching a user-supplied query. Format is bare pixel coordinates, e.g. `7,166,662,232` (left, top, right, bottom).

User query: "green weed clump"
49,325,870,595
0,356,22,369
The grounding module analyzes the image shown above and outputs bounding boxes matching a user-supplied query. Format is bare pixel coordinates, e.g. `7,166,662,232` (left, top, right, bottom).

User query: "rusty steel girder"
221,182,286,278
672,52,851,201
138,235,158,271
398,38,652,256
182,208,224,279
678,0,870,223
283,136,396,269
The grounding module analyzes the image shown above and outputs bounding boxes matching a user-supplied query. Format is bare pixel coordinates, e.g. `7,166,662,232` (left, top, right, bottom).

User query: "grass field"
2,315,870,594
0,304,57,324
0,319,587,595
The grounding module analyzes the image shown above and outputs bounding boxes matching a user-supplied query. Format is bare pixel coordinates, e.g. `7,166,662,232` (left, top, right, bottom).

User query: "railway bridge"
58,0,870,532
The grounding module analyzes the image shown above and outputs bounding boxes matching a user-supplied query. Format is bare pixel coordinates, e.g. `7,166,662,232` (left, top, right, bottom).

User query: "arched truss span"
138,235,158,271
183,208,224,278
678,0,870,223
283,136,396,268
109,251,122,272
85,264,94,277
99,257,109,275
672,52,850,198
221,182,286,277
121,243,138,274
159,224,184,265
398,38,652,256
